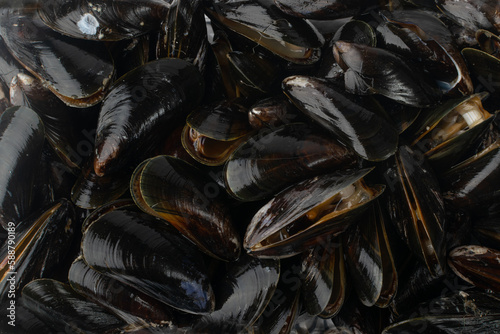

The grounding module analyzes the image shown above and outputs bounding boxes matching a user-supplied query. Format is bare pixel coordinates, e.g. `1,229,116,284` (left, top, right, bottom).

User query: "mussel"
244,168,384,258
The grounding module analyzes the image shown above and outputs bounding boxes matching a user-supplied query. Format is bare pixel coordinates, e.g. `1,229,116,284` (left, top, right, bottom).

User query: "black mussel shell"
462,47,500,95
224,123,358,202
282,75,399,161
81,207,215,314
0,106,44,229
383,289,500,333
194,254,280,333
69,256,186,326
244,168,384,258
333,41,442,107
38,0,170,41
448,245,500,293
22,278,125,334
344,202,397,308
206,0,324,64
9,73,92,170
94,58,204,176
0,199,75,307
333,20,377,47
248,95,303,130
157,0,208,73
380,145,446,278
0,7,114,107
476,29,500,57
273,0,365,20
442,139,500,212
131,155,241,261
181,100,253,166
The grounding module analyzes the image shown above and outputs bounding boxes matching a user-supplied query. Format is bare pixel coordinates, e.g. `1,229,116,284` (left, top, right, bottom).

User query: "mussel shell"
437,0,500,36
224,123,358,202
0,199,75,306
248,96,302,130
81,199,136,233
300,237,338,316
194,255,280,333
38,0,170,41
382,289,500,333
380,145,446,278
442,139,500,212
448,245,500,293
273,0,365,20
0,7,114,107
282,75,399,161
0,37,24,94
130,155,241,261
185,101,251,141
71,159,130,210
22,278,125,334
319,242,346,318
333,20,377,47
157,0,208,70
462,47,500,95
344,202,397,308
206,0,324,64
94,58,204,176
68,257,182,325
81,207,215,314
334,41,442,107
0,106,44,229
244,168,384,258
9,73,92,170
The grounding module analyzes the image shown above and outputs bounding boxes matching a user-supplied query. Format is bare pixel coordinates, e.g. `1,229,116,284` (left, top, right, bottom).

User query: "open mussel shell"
333,41,442,108
380,145,446,278
224,123,358,202
442,139,500,212
0,7,114,107
181,101,253,166
38,0,170,41
22,278,125,334
408,92,493,172
194,254,280,333
0,199,75,306
81,206,215,314
94,58,204,176
244,168,384,258
0,106,44,229
130,155,241,261
462,47,500,95
9,73,91,170
448,245,500,293
206,0,324,64
344,202,397,308
69,256,184,326
382,289,500,333
282,75,398,161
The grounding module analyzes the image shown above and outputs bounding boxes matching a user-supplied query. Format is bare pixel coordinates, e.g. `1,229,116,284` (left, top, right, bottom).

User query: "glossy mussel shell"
22,278,125,334
38,0,170,41
282,75,398,161
94,58,204,176
224,123,357,202
244,168,384,258
181,101,253,166
0,7,114,107
462,47,500,95
0,199,75,306
131,155,241,261
206,0,324,64
81,206,215,314
448,245,500,293
381,145,446,278
408,92,493,171
0,106,44,229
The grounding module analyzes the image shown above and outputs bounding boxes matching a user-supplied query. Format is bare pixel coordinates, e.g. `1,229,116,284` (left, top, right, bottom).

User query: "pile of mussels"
0,0,500,333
